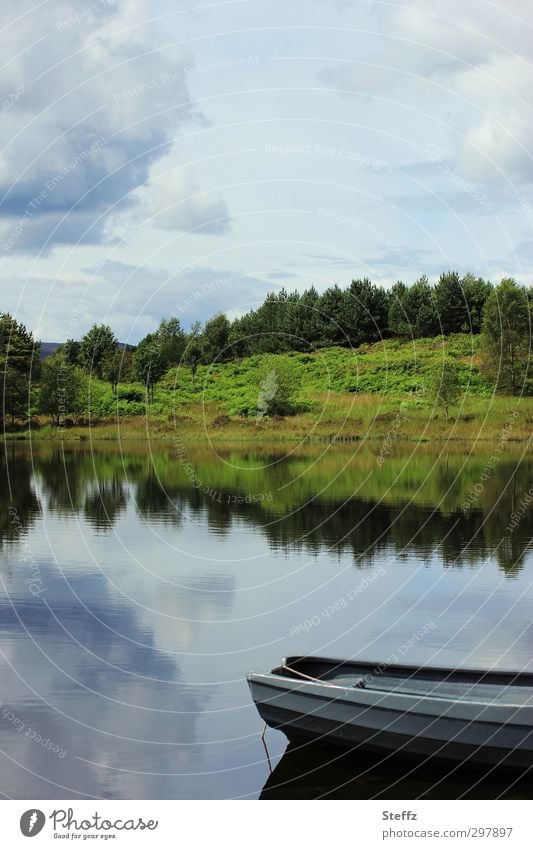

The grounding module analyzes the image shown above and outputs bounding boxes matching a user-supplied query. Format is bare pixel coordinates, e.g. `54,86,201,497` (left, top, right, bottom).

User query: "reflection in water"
1,442,533,798
0,446,40,547
0,568,208,798
84,477,128,531
0,444,527,566
5,443,532,574
261,743,533,800
135,465,182,528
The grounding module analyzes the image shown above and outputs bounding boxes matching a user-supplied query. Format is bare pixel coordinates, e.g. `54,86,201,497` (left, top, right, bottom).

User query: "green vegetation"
132,335,166,402
428,359,462,419
0,313,40,423
39,354,87,425
0,332,531,445
78,323,119,379
481,278,532,395
1,275,532,443
4,439,533,576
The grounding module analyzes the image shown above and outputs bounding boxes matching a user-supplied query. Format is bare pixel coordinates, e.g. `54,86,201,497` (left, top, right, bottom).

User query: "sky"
1,0,532,343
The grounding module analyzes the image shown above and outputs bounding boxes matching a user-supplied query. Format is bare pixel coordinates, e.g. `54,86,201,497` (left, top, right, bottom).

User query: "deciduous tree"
40,353,87,425
481,278,532,395
79,324,118,379
133,335,166,402
429,359,462,419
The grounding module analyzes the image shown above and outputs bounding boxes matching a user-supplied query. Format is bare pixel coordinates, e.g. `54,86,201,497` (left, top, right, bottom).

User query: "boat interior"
272,657,533,705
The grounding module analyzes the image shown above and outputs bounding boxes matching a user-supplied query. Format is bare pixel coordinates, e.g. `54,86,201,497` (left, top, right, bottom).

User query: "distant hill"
39,341,134,360
39,342,61,360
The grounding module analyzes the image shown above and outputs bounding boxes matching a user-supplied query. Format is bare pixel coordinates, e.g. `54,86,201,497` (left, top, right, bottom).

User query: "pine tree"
0,313,40,423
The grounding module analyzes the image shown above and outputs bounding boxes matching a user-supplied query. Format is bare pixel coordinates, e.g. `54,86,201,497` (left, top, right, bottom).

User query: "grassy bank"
4,334,533,446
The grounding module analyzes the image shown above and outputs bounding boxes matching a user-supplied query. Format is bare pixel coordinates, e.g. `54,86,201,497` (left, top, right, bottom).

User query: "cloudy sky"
1,0,532,342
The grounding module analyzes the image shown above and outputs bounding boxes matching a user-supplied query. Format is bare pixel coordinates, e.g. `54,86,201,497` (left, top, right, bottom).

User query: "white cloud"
136,164,231,234
1,261,273,341
0,0,198,253
320,0,533,185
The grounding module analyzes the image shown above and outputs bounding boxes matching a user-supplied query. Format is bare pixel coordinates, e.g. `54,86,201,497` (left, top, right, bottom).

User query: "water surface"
1,440,532,799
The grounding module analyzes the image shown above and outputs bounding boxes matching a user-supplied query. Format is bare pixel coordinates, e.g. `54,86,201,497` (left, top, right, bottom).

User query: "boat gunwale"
249,672,533,712
248,655,533,712
268,656,533,688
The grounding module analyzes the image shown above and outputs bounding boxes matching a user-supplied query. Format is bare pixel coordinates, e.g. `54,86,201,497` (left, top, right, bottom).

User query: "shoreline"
2,408,532,450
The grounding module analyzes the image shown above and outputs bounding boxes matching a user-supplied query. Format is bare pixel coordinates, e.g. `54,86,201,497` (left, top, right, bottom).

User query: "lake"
1,440,533,799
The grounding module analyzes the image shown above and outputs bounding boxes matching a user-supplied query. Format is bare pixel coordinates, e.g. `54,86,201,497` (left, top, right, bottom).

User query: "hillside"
48,334,485,420
39,342,61,360
39,341,134,360
19,332,533,445
160,333,489,413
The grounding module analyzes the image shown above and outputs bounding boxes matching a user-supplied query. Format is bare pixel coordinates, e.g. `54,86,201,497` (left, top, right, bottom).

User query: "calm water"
1,440,533,799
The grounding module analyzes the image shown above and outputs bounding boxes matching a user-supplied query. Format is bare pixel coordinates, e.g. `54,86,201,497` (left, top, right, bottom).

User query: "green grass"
5,334,533,445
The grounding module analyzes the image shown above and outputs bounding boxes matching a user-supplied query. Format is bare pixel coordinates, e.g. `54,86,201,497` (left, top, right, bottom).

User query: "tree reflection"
83,476,128,531
0,446,41,547
36,447,89,514
2,444,533,577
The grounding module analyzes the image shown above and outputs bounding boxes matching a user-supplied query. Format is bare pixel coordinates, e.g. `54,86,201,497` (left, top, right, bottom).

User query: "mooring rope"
281,665,365,688
281,664,326,683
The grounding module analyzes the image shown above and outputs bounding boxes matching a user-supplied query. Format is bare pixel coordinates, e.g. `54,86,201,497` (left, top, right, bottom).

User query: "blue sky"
1,0,532,342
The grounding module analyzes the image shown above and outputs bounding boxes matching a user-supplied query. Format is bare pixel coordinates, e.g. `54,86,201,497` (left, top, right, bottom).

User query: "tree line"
1,272,532,423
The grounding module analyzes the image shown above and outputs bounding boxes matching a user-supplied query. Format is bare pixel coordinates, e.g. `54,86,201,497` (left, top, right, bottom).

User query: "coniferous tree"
293,286,323,349
346,278,389,345
388,281,408,335
0,313,40,423
202,313,231,363
318,285,348,346
462,273,493,334
62,338,81,365
398,277,438,337
434,271,469,334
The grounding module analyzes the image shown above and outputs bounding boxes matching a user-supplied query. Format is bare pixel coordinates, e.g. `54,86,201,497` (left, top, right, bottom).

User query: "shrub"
117,386,144,403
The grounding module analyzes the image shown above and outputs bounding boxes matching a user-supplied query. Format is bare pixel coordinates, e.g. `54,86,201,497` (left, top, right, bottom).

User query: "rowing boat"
248,656,533,768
